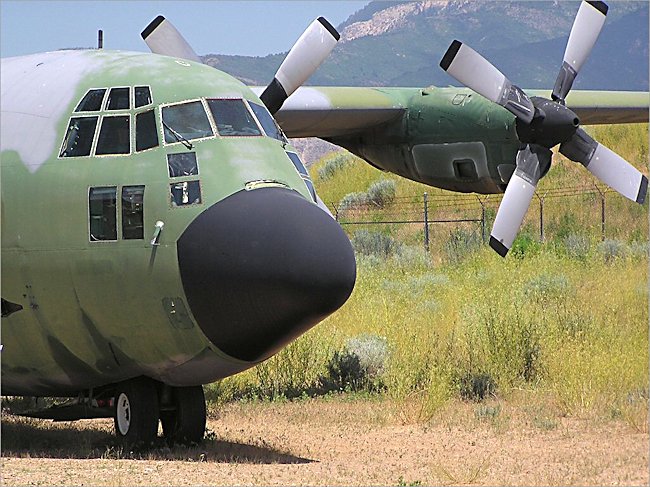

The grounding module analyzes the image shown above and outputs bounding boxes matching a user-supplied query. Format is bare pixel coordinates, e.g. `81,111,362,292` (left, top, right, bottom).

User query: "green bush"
366,179,396,208
564,234,591,260
510,232,541,258
338,191,368,211
444,228,482,263
352,230,402,258
317,153,352,181
326,334,389,392
598,239,627,262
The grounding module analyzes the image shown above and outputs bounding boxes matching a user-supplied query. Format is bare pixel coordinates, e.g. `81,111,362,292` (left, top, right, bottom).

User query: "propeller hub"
515,97,580,148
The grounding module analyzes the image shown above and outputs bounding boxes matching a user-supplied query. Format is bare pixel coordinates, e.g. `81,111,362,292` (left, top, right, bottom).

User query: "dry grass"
2,395,648,486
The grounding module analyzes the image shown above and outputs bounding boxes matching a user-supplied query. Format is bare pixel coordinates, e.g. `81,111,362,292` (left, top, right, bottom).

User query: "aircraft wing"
253,86,648,139
528,89,649,125
250,86,406,138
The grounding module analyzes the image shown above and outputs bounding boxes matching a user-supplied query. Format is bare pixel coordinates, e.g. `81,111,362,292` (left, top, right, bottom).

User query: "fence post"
476,195,488,244
332,203,339,222
423,192,430,252
536,192,547,242
594,184,606,241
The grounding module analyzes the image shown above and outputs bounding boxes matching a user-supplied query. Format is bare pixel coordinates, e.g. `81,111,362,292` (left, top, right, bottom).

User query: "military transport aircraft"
1,1,647,446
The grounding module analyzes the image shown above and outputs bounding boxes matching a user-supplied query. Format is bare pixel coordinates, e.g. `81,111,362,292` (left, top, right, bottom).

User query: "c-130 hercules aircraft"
1,1,647,445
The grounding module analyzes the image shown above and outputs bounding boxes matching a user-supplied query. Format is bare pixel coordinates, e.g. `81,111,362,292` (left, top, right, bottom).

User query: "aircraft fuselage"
1,50,356,396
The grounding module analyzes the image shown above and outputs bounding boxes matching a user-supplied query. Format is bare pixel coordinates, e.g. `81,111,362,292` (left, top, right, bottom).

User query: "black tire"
113,377,159,447
160,385,206,445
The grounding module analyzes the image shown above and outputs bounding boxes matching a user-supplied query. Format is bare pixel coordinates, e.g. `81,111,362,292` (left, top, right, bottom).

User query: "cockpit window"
286,152,309,177
249,102,286,142
135,86,152,108
106,87,130,110
96,116,130,155
59,117,98,157
170,181,202,206
136,110,158,152
75,89,106,112
207,99,262,137
89,186,117,241
162,101,213,144
167,152,198,177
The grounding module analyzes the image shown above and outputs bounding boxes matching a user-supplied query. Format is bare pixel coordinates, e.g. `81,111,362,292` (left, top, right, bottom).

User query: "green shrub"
326,334,389,392
352,230,402,258
510,232,541,258
598,239,627,262
564,234,591,260
317,153,352,180
524,273,570,304
366,179,396,208
444,228,482,263
338,191,368,211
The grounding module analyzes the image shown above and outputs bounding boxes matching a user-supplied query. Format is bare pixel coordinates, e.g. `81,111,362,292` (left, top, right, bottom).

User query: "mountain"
202,0,648,91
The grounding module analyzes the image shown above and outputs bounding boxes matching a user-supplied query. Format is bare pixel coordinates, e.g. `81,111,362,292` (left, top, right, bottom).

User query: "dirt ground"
1,396,648,486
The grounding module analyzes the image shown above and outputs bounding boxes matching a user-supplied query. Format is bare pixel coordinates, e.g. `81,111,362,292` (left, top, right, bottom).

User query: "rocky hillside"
202,0,648,91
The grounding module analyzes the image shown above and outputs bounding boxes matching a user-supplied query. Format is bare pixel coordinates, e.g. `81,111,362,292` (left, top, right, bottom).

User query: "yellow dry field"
2,397,648,486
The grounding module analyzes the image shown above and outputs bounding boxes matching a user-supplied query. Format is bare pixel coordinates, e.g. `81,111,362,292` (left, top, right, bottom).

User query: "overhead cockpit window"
249,102,286,142
286,151,317,203
89,186,117,241
162,101,213,144
136,110,158,152
75,89,106,112
170,181,201,206
286,152,309,177
96,116,130,155
122,186,145,240
167,152,198,178
304,179,317,202
207,99,262,137
60,117,98,157
106,87,130,110
135,86,152,108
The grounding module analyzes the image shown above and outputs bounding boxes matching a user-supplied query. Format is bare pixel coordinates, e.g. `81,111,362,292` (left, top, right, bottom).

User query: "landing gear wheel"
160,385,206,445
113,377,159,447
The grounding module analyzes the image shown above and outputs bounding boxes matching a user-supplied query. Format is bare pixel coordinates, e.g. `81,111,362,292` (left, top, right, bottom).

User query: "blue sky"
0,1,369,58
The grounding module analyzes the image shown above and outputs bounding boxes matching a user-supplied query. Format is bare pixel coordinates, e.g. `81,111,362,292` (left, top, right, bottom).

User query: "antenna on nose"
98,30,103,49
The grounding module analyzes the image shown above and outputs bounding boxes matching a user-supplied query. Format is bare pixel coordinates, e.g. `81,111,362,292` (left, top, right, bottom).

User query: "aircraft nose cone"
177,188,356,363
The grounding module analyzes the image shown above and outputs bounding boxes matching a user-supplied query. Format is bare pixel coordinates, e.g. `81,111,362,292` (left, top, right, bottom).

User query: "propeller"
260,17,340,114
142,15,339,115
440,0,647,257
141,16,201,63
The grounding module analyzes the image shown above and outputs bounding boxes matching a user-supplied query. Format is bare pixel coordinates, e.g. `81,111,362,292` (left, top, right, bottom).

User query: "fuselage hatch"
0,49,356,397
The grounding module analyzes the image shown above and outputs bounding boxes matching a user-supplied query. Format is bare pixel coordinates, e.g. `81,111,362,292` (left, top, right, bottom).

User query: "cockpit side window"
96,116,130,155
89,186,117,241
135,86,152,108
162,101,213,144
136,110,158,152
207,99,262,137
106,87,130,111
122,186,145,239
249,102,286,142
75,89,106,112
59,117,98,157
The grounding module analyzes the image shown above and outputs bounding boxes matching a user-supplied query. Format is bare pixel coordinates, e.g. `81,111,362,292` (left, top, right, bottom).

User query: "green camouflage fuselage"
1,50,321,395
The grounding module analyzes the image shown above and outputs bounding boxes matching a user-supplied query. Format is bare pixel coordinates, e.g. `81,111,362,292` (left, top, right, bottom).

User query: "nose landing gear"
112,377,206,447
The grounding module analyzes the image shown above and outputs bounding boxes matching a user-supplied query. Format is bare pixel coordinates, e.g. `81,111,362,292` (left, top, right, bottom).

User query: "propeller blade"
141,16,201,63
440,40,535,124
552,1,608,102
490,145,551,257
260,17,340,115
560,128,647,204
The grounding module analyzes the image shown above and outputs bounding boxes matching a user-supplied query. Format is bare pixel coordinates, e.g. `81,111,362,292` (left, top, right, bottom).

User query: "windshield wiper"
162,120,193,150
